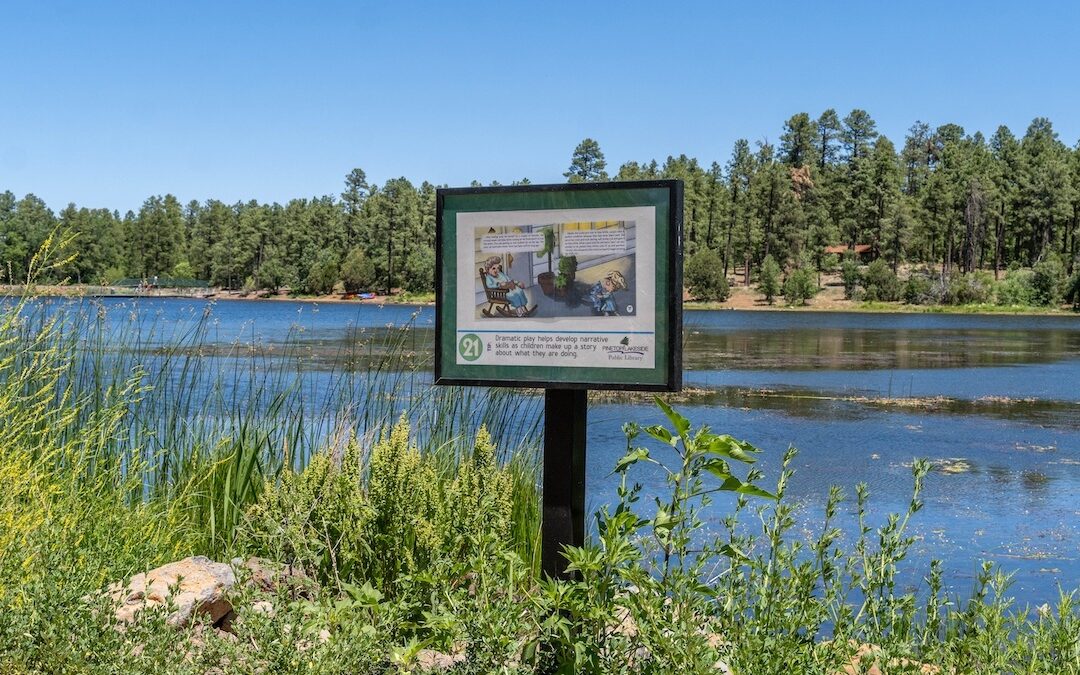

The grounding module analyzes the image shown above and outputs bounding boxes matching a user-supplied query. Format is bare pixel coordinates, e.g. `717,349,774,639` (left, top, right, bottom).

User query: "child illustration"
589,270,627,316
482,255,533,317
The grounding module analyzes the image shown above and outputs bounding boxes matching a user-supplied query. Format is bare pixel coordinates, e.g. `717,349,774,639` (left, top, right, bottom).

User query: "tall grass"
0,292,543,563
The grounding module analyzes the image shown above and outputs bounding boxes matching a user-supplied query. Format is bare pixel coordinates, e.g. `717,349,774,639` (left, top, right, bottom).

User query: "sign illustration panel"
436,181,682,391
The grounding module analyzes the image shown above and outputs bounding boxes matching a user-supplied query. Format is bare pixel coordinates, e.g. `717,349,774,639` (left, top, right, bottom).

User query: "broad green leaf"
706,434,760,463
654,396,691,438
614,446,651,472
720,475,777,500
702,458,732,482
643,424,676,446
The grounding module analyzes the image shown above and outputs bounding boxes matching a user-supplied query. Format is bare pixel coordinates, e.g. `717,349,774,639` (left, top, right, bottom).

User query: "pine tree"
564,138,608,183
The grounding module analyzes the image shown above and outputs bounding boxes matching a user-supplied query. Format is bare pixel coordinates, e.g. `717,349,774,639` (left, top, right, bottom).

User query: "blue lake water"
36,297,1080,608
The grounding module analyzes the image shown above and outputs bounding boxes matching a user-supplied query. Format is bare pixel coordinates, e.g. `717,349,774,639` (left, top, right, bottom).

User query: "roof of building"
824,244,873,255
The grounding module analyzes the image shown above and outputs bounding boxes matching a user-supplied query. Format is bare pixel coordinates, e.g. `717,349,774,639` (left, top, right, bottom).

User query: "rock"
251,600,275,617
830,642,941,675
415,647,466,671
104,556,236,628
237,557,315,598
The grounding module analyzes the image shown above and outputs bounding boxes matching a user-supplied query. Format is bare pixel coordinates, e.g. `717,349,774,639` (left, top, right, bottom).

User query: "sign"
436,181,682,391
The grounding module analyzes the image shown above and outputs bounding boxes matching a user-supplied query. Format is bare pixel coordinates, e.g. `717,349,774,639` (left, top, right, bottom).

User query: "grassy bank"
1,295,1079,673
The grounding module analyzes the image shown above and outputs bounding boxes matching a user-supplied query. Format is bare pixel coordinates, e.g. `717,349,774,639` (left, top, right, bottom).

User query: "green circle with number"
458,334,483,361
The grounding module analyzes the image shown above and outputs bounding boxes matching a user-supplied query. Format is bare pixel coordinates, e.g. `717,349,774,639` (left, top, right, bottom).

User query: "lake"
44,297,1080,608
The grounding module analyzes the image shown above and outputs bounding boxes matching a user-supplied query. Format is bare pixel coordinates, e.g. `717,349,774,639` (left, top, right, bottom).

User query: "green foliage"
1031,254,1065,305
401,245,434,293
903,272,933,305
1066,270,1080,310
171,260,195,279
945,271,994,305
841,256,861,299
557,254,578,278
541,399,774,672
685,248,730,301
554,256,577,291
2,286,1080,672
536,228,556,274
244,419,514,594
304,250,339,295
340,247,376,293
862,259,901,301
254,256,291,291
995,269,1036,306
8,115,1080,301
565,138,608,183
757,254,781,304
783,265,818,306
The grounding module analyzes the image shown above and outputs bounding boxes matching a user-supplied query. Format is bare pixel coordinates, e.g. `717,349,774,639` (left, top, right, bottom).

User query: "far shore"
5,283,1076,316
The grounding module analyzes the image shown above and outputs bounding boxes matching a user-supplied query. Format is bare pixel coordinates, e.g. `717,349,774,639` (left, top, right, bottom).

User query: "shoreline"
7,284,1076,316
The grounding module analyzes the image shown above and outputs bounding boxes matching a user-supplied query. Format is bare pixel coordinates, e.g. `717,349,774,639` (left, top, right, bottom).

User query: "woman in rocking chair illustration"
482,255,533,317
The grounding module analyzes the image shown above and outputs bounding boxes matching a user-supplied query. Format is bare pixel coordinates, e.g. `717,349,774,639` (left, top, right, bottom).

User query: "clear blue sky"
3,0,1079,213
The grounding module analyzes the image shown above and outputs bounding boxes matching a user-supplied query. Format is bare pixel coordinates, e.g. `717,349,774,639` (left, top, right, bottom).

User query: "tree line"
2,109,1078,297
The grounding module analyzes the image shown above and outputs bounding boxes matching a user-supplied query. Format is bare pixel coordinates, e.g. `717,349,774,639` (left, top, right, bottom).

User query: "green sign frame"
435,180,683,391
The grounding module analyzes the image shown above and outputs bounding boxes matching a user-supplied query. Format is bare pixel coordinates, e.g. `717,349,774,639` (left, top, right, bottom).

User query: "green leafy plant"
685,248,730,302
862,259,901,301
540,398,775,671
758,254,781,304
783,266,818,306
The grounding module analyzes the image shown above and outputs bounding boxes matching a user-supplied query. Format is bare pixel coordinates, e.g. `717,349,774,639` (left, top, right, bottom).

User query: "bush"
685,248,730,302
243,419,512,592
340,248,376,294
862,259,901,302
171,260,195,280
757,255,781,304
783,267,818,306
995,269,1035,306
1031,254,1065,306
840,256,860,300
902,272,933,305
945,271,994,305
100,265,126,285
1065,269,1080,310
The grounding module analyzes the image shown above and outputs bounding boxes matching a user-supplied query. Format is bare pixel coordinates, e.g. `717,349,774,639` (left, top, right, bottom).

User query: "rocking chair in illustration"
479,268,537,317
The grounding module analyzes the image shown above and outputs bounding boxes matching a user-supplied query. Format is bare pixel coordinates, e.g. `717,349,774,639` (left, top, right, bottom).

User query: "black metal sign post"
434,180,683,581
542,389,588,579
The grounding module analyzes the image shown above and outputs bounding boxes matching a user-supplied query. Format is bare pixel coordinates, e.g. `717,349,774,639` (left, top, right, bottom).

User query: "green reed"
1,295,543,563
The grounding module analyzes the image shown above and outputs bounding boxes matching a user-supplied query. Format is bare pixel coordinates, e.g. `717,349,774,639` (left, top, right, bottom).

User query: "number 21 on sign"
458,334,483,361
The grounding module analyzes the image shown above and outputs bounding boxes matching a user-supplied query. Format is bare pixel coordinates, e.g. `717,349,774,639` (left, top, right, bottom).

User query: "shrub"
902,272,933,305
1066,270,1080,310
757,255,781,304
685,248,730,302
243,419,513,593
862,259,901,302
1031,254,1065,306
100,265,126,285
945,271,994,305
171,260,195,280
995,269,1035,306
341,247,376,293
840,256,860,300
783,267,818,306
